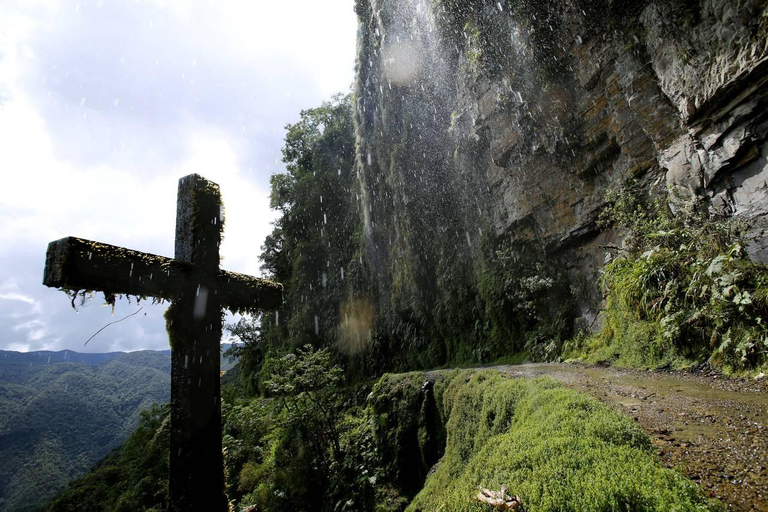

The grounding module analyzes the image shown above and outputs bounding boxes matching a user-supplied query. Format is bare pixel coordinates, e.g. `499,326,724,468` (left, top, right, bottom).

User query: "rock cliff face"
352,0,768,359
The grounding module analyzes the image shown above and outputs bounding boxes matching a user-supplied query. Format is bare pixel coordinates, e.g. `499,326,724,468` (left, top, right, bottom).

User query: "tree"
232,93,361,393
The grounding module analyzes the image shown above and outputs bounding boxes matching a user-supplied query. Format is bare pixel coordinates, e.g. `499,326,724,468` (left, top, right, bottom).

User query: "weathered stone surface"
355,0,768,332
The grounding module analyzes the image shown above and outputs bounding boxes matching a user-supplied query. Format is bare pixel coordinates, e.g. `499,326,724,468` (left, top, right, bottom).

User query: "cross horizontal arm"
218,270,283,312
44,237,183,300
43,237,283,310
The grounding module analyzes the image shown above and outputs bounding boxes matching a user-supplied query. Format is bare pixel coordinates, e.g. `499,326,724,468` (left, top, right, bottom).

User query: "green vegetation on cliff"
233,88,574,381
566,185,768,373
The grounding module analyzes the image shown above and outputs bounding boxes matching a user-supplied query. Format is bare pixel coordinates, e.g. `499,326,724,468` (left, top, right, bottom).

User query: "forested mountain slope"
0,350,171,511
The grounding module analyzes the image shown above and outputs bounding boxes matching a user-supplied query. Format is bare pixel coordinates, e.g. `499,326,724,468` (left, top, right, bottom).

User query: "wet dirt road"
486,363,768,510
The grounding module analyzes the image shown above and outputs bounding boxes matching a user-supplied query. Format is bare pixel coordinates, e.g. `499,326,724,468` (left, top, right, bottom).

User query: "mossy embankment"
225,366,716,511
407,370,716,512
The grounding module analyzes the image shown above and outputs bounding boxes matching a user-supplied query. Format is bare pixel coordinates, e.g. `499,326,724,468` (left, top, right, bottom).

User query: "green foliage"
42,403,170,512
575,185,768,372
225,345,380,512
225,317,271,395
266,344,344,396
408,371,716,512
221,397,273,508
474,237,572,363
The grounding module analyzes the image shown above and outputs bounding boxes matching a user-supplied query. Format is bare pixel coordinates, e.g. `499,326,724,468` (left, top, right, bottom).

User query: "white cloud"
0,292,40,313
0,0,357,353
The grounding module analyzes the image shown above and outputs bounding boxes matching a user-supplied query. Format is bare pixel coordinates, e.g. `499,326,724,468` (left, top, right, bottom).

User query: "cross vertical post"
167,175,227,511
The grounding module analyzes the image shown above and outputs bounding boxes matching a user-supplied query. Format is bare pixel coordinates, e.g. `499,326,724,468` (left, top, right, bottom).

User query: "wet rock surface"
492,363,768,510
355,0,768,334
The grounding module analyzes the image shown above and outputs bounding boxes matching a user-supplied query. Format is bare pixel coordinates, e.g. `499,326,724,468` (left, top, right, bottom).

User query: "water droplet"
194,287,208,319
275,310,279,326
314,315,320,335
184,355,189,368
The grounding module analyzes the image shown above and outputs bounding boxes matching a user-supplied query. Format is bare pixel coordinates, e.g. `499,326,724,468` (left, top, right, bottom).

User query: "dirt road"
484,363,768,510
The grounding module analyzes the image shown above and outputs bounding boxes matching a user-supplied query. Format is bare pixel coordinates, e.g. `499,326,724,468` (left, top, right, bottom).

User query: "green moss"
369,373,444,500
408,371,716,512
580,185,768,373
462,21,484,80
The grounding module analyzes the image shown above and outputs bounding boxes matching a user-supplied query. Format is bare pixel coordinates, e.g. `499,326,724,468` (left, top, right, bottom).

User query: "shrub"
578,184,768,372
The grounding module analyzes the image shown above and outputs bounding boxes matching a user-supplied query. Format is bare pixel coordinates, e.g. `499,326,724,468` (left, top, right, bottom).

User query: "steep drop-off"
352,0,768,366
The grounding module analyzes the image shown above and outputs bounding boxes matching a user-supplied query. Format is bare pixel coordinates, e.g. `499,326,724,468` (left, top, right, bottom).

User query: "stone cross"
43,174,282,511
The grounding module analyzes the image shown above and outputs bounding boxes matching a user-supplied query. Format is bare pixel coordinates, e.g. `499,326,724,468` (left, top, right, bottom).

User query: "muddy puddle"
487,363,768,510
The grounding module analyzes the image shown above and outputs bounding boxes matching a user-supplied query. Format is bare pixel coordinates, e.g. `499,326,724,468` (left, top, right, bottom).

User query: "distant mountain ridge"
0,349,165,366
0,343,232,367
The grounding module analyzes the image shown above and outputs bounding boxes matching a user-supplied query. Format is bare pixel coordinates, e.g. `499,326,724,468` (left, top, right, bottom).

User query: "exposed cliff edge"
352,0,768,364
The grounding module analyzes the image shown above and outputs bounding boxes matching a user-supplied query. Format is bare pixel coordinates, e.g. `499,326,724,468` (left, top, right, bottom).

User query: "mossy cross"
43,174,282,511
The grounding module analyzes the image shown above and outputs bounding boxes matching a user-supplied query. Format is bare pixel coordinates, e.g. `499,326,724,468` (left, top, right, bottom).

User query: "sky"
0,0,358,353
